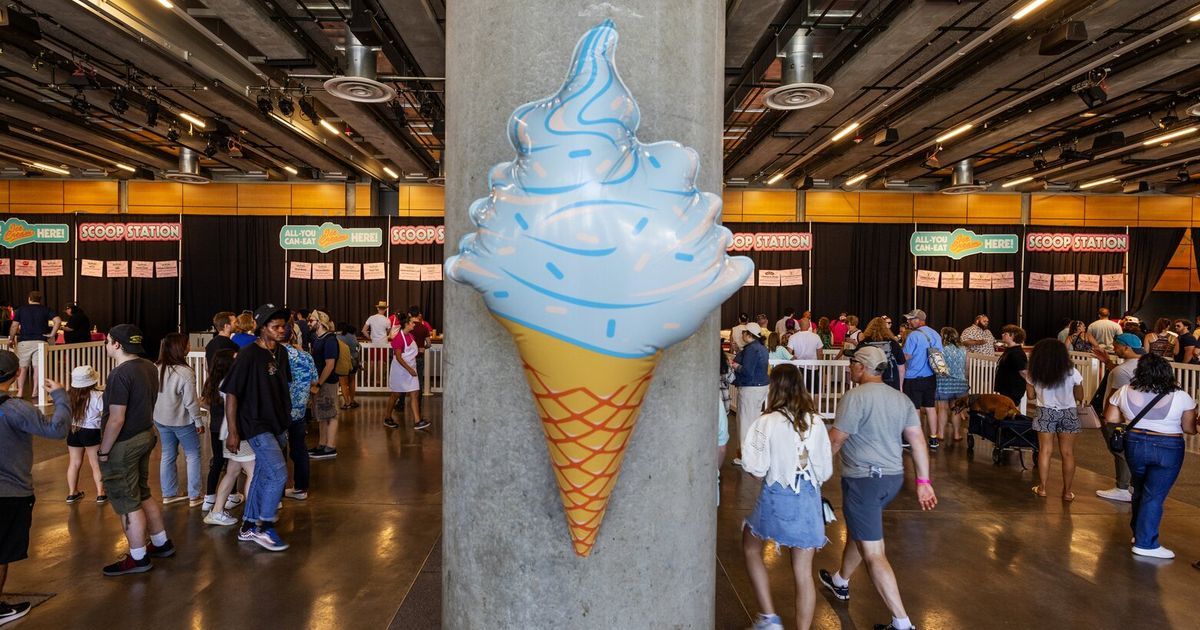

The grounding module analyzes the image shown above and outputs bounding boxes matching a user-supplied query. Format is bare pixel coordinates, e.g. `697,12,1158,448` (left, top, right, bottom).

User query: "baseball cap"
109,324,146,355
0,350,17,382
902,308,926,321
847,345,888,372
744,322,764,338
71,365,100,388
1124,316,1141,325
376,300,388,308
1113,333,1145,354
253,304,290,329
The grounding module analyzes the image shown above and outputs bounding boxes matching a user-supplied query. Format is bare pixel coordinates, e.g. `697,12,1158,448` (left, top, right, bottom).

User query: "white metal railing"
424,344,443,395
769,358,854,419
1068,351,1103,401
186,350,207,396
37,342,114,408
966,352,1000,399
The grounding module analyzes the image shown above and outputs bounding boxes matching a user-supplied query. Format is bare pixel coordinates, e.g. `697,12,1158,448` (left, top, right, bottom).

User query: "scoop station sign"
727,232,812,252
1025,232,1129,253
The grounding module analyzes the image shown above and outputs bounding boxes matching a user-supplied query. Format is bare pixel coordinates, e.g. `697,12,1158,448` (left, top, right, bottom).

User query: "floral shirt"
285,345,318,422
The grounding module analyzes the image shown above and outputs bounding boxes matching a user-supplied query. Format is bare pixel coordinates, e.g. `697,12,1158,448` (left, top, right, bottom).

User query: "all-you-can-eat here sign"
910,229,1019,259
279,222,383,253
0,218,70,248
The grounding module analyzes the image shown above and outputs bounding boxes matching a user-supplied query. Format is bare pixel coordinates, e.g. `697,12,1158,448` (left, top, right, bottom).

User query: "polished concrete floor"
7,397,1200,629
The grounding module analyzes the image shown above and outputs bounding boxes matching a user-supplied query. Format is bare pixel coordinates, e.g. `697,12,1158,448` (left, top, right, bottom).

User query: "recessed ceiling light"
1079,112,1098,118
318,119,341,135
115,163,136,173
283,165,299,175
382,166,399,179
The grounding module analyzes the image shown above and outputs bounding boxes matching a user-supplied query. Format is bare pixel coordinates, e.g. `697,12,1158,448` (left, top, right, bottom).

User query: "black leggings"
206,413,225,496
286,411,310,492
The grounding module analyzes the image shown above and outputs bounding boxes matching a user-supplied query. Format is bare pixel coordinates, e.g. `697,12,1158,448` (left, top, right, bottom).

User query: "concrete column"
443,2,722,628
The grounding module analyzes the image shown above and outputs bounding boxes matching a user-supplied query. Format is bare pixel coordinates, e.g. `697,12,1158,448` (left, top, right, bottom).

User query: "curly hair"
1027,338,1072,388
1130,352,1180,395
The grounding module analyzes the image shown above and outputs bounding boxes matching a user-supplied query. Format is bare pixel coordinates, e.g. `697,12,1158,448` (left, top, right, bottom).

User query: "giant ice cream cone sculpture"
445,20,753,557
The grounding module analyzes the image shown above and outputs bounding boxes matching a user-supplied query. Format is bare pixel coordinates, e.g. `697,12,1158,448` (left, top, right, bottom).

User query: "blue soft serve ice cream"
445,20,753,358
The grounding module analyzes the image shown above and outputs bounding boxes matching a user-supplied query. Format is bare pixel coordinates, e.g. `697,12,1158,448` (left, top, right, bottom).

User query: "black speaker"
1039,21,1088,55
794,175,814,190
1122,180,1149,194
874,128,900,147
1089,131,1125,153
1078,85,1108,108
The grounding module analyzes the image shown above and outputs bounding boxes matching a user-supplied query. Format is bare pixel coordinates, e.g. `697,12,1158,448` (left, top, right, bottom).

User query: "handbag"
1106,390,1168,454
918,328,951,377
1077,404,1101,429
821,497,837,524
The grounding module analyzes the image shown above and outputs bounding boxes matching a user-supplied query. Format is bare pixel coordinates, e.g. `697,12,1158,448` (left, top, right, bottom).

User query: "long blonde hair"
863,317,897,342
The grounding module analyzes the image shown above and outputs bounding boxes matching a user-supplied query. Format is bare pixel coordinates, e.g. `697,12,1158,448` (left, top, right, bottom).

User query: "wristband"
916,478,932,485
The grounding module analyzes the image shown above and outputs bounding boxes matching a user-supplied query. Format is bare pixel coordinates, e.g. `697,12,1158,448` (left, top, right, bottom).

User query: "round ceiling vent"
941,158,986,194
426,176,445,186
323,76,396,103
163,147,210,184
163,171,211,184
940,182,988,195
765,83,835,110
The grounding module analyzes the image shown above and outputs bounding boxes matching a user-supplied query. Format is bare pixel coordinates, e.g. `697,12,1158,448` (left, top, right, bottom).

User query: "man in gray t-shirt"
1094,333,1144,503
818,346,936,630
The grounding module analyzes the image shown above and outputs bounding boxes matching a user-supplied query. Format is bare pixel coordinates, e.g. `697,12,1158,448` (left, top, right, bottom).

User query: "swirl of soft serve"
445,20,753,359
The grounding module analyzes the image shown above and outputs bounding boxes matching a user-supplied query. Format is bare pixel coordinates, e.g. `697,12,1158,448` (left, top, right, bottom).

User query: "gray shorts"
841,474,903,542
313,382,339,421
15,340,40,369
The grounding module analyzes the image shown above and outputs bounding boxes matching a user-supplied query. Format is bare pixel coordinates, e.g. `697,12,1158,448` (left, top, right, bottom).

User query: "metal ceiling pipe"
324,32,397,103
951,159,974,187
344,32,377,82
782,35,816,86
179,147,200,175
764,34,834,110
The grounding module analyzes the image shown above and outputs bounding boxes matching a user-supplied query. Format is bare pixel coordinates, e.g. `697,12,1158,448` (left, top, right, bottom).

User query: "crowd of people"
0,296,437,626
724,305,1200,630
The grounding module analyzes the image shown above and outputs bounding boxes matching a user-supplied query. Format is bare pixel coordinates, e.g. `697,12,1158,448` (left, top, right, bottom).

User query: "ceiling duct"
163,148,211,184
764,35,834,111
324,32,397,103
941,159,988,194
1188,103,1200,118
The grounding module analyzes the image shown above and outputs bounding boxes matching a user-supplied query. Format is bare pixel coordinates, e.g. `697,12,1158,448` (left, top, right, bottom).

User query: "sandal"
339,403,353,410
1031,485,1047,497
1062,492,1076,503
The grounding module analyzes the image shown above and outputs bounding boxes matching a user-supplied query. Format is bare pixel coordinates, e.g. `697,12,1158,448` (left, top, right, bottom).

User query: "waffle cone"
500,319,659,557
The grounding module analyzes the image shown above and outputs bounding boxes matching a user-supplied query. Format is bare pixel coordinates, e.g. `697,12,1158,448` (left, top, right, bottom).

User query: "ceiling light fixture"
283,165,298,175
383,166,399,179
1012,0,1052,21
145,98,160,127
178,112,206,129
277,95,294,117
31,162,70,176
1002,176,1034,188
935,123,974,143
256,92,274,118
766,172,786,185
1143,126,1197,146
1191,11,1200,22
1080,177,1118,189
845,173,869,186
156,0,174,7
830,122,860,142
114,163,136,173
318,119,341,135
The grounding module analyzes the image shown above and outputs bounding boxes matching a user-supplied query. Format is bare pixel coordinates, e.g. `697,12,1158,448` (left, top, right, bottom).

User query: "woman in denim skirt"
741,363,833,630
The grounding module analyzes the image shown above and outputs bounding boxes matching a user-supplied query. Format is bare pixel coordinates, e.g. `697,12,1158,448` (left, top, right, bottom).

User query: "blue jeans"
243,432,288,525
1126,431,1185,549
156,422,202,499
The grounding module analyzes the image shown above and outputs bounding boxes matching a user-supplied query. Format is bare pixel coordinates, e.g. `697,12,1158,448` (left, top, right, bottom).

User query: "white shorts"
16,341,41,369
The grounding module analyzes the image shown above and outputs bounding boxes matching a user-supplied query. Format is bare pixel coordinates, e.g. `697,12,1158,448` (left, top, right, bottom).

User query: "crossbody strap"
1126,390,1170,430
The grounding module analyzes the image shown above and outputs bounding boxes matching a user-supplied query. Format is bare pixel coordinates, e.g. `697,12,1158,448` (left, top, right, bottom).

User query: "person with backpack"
306,310,341,461
901,309,945,450
860,317,905,392
335,322,361,410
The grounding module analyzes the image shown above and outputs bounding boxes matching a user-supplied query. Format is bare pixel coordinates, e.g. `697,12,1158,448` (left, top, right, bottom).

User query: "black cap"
109,324,146,355
253,303,290,329
0,350,18,382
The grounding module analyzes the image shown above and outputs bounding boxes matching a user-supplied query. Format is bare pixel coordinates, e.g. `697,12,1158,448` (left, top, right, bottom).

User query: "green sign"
279,222,383,253
910,229,1019,260
0,218,70,249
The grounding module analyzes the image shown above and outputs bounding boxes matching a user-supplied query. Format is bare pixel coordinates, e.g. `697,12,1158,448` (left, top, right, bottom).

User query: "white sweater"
742,411,833,492
152,364,204,428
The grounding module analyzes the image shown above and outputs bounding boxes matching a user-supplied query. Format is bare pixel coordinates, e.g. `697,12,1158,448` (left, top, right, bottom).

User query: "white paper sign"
398,263,421,281
0,259,9,275
107,261,129,278
289,261,311,280
969,272,992,290
420,264,443,282
1028,272,1051,291
1102,273,1125,292
311,263,334,280
778,269,804,287
340,263,362,281
758,269,781,287
156,260,178,278
131,261,154,279
1077,274,1100,292
940,271,964,289
1053,273,1076,291
363,262,386,280
14,259,36,277
80,259,104,278
915,270,940,289
991,271,1015,289
40,260,63,277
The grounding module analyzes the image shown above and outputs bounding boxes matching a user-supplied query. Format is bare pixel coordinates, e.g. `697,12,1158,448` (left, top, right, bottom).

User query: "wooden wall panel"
722,189,743,221
805,191,858,221
128,182,182,207
291,183,344,210
234,206,290,216
183,183,237,208
409,185,444,211
237,183,290,208
1138,196,1191,224
0,181,9,204
1031,194,1084,225
741,190,796,221
67,205,121,214
859,192,912,220
355,184,371,216
10,180,64,205
913,194,967,221
1085,196,1138,224
181,205,238,215
64,181,117,206
9,204,65,214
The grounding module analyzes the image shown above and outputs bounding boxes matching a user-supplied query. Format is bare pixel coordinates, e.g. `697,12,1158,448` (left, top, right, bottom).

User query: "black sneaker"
874,625,917,630
307,446,324,456
928,437,940,451
102,554,152,576
96,495,108,504
383,419,400,429
414,420,431,431
310,447,337,460
819,569,849,601
147,539,176,558
0,602,31,627
66,492,84,504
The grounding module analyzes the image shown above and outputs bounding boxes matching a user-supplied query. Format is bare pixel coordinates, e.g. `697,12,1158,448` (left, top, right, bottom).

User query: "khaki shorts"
15,340,41,369
313,382,339,421
99,429,156,515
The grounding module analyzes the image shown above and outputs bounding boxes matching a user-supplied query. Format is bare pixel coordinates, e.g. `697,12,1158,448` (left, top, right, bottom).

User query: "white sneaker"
284,488,309,501
1096,487,1133,502
1132,545,1175,559
225,494,244,509
201,495,215,512
204,510,238,526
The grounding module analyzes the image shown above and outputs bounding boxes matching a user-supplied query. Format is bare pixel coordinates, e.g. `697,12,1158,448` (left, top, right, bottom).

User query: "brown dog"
951,393,1021,420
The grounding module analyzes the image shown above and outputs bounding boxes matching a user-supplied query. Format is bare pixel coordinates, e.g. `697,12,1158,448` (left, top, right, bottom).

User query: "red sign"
1025,232,1128,253
390,224,445,245
79,222,181,241
727,232,812,252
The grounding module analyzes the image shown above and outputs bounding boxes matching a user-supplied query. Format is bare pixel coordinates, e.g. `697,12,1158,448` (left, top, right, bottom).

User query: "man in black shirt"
61,304,92,344
205,311,239,363
222,304,292,552
97,324,175,576
994,325,1028,408
1173,319,1198,364
7,291,61,400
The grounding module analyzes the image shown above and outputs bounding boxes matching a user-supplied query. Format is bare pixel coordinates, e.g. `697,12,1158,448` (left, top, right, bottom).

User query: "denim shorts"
745,478,827,550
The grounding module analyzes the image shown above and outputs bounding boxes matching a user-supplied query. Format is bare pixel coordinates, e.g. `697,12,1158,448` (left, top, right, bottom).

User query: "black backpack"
865,340,900,386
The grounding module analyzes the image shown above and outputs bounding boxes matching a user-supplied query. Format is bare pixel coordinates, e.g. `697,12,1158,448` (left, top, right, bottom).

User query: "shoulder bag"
918,327,951,377
1106,390,1168,454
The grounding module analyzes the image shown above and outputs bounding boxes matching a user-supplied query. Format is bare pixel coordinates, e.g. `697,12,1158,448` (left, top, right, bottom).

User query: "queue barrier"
768,358,854,419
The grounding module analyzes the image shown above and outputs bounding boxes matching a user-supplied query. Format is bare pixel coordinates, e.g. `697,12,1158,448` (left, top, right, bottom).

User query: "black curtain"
719,222,810,327
0,214,75,322
182,215,287,333
285,216,389,331
1023,226,1126,343
807,222,915,325
389,216,444,331
1128,227,1184,316
914,224,1023,334
75,214,181,356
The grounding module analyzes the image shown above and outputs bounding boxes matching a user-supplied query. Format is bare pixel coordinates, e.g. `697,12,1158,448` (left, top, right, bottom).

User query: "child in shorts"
65,365,106,504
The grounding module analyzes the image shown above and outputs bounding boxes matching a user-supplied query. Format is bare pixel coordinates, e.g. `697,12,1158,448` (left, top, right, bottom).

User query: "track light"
203,135,220,158
256,92,273,118
145,98,160,127
1156,114,1179,130
1080,177,1118,190
1178,166,1190,183
109,88,129,115
69,90,90,114
1076,84,1107,108
298,96,320,124
1143,126,1197,146
1002,176,1034,188
277,95,294,117
166,125,180,142
178,111,206,129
